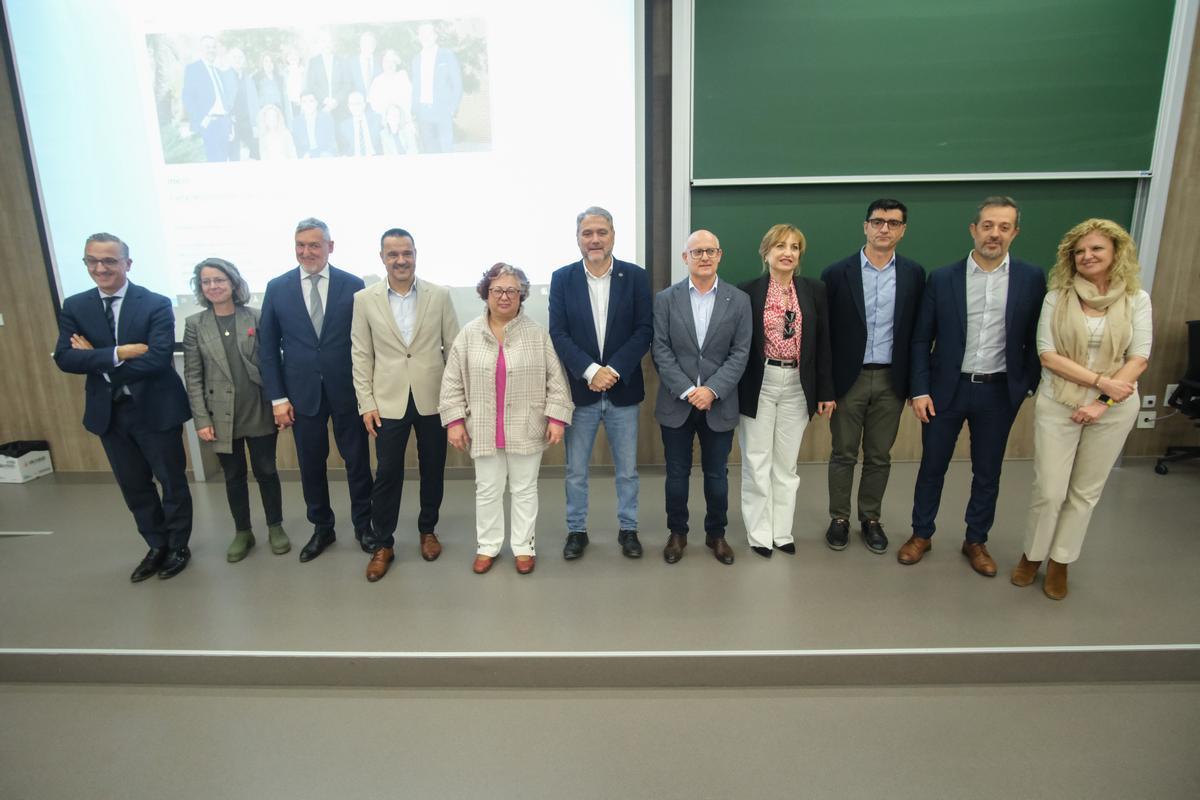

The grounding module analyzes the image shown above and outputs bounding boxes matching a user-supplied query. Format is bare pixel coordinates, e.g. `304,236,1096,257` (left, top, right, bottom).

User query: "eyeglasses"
688,247,721,259
200,277,230,287
783,310,796,339
489,287,521,298
83,256,124,268
866,218,905,230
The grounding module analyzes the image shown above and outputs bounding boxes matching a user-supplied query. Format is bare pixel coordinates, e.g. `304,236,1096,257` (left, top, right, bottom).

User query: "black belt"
961,372,1006,384
862,363,890,371
765,358,797,368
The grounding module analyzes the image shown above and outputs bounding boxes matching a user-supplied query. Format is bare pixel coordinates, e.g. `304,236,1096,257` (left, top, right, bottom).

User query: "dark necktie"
103,295,117,340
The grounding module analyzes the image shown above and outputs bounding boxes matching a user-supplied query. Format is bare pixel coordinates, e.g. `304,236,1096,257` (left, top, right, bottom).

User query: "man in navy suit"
899,197,1047,576
258,218,373,562
820,199,925,555
305,30,354,117
337,92,382,156
53,233,193,582
291,92,337,158
411,22,463,153
549,207,653,561
652,230,752,565
181,36,235,163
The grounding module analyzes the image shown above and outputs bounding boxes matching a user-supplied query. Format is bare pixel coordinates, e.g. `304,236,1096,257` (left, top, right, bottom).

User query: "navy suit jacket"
337,112,383,156
909,257,1047,411
547,258,653,408
258,265,365,416
411,48,463,115
182,59,237,131
291,111,337,158
53,283,190,436
820,251,926,399
737,274,834,419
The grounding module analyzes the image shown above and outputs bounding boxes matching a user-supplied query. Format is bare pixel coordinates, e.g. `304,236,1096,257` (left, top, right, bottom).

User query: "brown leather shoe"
663,533,687,564
472,554,495,574
897,535,932,565
1011,553,1042,587
961,541,997,577
1043,559,1068,600
515,555,536,575
366,547,395,582
419,532,442,562
708,536,735,565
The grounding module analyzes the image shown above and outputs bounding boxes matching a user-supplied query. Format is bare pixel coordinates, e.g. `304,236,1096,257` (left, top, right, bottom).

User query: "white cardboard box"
0,449,53,483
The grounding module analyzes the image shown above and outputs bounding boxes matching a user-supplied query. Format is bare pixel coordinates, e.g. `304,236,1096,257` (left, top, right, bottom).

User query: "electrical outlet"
1137,411,1157,429
1166,383,1179,403
1142,395,1157,409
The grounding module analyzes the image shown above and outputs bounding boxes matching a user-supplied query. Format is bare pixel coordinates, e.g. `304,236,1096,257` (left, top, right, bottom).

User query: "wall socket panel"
1137,411,1157,429
1166,383,1179,403
1142,394,1157,409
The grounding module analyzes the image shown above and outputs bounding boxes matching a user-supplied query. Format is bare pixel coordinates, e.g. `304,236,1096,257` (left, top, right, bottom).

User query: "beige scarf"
1049,274,1131,408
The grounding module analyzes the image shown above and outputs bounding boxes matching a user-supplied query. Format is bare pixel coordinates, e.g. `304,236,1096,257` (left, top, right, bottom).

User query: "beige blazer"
351,277,461,419
182,306,275,454
438,311,573,458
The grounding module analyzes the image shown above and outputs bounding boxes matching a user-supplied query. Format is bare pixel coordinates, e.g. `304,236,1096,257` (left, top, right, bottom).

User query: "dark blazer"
304,54,354,109
909,257,1047,411
821,251,926,399
736,274,834,419
410,48,463,116
337,111,383,156
258,265,365,417
652,278,752,432
547,258,653,408
53,283,190,436
291,111,337,158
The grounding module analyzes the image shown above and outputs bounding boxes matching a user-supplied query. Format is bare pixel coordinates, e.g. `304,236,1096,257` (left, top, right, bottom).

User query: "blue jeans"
564,396,640,532
660,408,734,538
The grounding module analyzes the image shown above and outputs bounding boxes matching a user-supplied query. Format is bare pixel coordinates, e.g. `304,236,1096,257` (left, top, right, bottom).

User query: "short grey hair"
295,217,331,239
476,262,531,303
975,196,1021,227
191,257,251,307
85,232,129,259
576,206,614,232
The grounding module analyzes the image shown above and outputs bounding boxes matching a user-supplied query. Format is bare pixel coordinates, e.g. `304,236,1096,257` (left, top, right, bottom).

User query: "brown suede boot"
1010,554,1042,587
1043,559,1069,600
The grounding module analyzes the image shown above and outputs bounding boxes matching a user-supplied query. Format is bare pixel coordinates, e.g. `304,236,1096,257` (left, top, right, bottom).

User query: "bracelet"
1092,372,1103,389
1097,393,1115,406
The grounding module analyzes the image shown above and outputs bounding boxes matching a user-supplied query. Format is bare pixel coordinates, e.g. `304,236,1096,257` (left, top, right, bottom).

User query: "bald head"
682,229,722,288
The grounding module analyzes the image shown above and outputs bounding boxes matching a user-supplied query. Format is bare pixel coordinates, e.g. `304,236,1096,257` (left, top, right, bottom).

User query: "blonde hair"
1048,218,1141,294
758,223,806,272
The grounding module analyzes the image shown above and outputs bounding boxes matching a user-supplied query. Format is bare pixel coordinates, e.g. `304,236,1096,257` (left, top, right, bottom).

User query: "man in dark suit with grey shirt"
652,229,752,565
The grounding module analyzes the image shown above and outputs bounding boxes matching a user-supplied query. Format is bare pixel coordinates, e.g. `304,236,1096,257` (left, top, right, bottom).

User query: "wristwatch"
1096,393,1115,406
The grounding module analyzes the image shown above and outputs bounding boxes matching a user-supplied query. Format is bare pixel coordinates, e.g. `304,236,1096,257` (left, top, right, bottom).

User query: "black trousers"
99,398,192,550
291,384,373,535
370,392,447,549
215,432,282,531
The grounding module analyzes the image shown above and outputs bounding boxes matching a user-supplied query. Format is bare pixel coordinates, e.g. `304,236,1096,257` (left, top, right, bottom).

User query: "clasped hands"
588,366,619,392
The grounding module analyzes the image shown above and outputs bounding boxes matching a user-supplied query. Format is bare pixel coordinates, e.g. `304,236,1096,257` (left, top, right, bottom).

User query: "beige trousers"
1024,391,1138,563
738,365,809,549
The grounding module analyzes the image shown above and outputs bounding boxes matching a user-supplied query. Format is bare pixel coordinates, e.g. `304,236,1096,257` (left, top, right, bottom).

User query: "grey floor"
2,459,1199,798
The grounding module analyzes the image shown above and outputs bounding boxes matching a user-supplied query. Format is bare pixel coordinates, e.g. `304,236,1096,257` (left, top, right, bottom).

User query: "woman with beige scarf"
1014,219,1152,600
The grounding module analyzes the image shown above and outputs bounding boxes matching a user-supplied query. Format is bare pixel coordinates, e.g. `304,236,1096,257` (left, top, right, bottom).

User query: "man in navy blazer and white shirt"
258,217,373,563
549,207,653,561
54,233,194,582
820,199,926,555
899,197,1047,577
652,229,752,565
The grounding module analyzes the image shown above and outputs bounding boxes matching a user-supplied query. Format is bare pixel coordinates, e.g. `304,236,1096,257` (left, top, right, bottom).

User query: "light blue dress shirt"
860,249,897,365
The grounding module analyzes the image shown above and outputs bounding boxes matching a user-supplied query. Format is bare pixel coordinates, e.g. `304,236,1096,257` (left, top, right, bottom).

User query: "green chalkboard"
689,180,1139,284
693,0,1175,178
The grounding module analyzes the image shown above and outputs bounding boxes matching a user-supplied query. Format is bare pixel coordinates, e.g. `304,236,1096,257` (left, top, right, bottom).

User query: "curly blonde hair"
1048,218,1141,294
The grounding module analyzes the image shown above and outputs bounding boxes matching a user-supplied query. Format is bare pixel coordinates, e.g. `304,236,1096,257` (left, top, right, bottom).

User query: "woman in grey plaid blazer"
439,263,573,575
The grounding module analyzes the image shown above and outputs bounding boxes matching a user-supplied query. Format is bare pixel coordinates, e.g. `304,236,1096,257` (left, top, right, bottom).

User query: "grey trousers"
827,367,905,521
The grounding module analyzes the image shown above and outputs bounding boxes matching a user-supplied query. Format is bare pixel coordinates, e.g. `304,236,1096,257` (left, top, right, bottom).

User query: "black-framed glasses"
867,218,905,230
783,310,796,339
687,247,721,259
488,287,521,298
83,256,124,268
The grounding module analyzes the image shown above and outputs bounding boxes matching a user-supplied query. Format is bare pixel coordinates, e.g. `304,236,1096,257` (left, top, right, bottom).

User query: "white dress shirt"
388,279,418,346
419,47,436,103
304,264,330,320
581,260,616,384
962,252,1010,374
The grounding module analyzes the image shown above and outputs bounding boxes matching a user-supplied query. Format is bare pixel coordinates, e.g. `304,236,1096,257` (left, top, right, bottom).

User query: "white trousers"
738,365,809,548
474,450,543,557
1024,392,1138,564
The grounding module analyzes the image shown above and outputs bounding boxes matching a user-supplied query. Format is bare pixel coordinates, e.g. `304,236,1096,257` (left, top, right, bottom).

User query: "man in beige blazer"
351,227,461,581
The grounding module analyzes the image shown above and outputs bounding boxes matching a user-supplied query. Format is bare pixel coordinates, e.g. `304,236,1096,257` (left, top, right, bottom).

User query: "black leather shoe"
300,529,336,563
354,528,374,554
751,546,772,559
563,531,588,560
130,547,167,583
776,542,796,555
618,530,643,558
157,547,191,580
663,533,686,564
862,520,888,554
707,536,735,565
825,518,850,551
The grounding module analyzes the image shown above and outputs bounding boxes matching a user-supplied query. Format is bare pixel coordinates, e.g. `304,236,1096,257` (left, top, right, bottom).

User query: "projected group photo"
147,19,493,164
